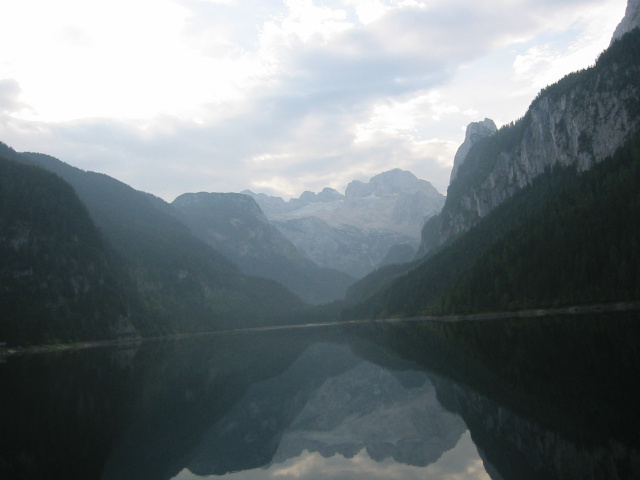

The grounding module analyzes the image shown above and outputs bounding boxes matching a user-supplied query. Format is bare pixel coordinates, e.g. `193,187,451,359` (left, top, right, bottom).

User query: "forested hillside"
422,27,640,254
0,156,131,345
341,27,640,320
0,144,307,345
342,124,640,319
441,129,640,312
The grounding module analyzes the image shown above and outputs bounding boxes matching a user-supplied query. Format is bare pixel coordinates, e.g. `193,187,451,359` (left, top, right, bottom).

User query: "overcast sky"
0,0,627,200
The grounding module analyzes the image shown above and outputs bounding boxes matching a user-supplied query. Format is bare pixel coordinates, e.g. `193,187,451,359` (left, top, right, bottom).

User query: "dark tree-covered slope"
342,126,640,319
422,27,640,254
1,142,305,342
0,156,131,345
342,28,640,320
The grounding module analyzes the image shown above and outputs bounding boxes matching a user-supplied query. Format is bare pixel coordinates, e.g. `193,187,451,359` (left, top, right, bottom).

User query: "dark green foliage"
17,151,306,334
343,29,640,320
534,27,640,104
0,156,128,345
443,128,640,313
355,311,640,447
436,27,640,246
0,142,307,345
343,259,420,307
343,126,640,319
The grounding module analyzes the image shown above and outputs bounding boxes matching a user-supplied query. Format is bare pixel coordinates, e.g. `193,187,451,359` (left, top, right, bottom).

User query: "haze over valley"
2,3,640,478
2,0,640,341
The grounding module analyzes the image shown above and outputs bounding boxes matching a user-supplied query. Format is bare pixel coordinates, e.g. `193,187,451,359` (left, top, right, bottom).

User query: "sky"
0,0,628,201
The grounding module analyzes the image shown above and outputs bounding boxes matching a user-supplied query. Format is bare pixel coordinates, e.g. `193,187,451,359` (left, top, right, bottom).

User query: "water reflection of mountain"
187,343,466,476
354,312,640,480
435,375,640,480
2,315,640,480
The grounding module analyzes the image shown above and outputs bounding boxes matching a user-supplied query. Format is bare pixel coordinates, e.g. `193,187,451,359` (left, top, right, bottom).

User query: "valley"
1,2,639,346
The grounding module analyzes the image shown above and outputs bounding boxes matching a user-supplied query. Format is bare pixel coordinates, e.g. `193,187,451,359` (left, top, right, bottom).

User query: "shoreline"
2,301,639,358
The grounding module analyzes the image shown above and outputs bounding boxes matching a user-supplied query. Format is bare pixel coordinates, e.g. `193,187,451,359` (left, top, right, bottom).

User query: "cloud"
0,79,26,113
0,0,628,200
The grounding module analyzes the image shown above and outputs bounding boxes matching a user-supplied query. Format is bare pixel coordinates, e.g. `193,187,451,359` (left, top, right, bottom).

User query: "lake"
1,311,639,479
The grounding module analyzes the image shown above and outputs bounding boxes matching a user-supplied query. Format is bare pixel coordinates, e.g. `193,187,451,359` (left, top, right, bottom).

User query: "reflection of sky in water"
171,430,490,480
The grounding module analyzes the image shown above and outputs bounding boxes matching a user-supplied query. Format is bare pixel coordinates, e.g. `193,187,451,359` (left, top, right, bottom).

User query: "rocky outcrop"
172,192,300,262
449,118,497,183
611,0,640,45
272,216,415,278
421,23,640,255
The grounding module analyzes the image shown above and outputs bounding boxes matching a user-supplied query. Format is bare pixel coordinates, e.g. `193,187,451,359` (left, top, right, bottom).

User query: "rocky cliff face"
449,118,497,183
421,19,640,255
248,169,445,277
611,0,640,45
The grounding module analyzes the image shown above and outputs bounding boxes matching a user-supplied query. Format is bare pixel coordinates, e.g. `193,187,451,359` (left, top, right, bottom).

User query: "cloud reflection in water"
171,430,490,480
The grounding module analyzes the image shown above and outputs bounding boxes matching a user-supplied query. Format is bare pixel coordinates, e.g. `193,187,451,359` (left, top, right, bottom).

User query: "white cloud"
344,0,390,24
0,0,629,200
0,0,268,122
511,0,625,96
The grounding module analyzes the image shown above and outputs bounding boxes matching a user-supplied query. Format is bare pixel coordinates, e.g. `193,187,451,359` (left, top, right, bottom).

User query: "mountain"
247,169,445,278
611,0,640,45
377,243,416,268
342,22,640,319
171,192,354,304
421,23,640,255
1,142,306,344
0,155,134,345
448,118,497,184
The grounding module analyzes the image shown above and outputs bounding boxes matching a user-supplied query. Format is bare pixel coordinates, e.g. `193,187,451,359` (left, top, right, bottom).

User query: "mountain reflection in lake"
1,312,639,480
175,342,483,480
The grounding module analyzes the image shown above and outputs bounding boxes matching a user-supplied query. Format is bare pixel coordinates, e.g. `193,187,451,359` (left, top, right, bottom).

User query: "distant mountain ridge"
172,192,355,304
246,169,445,277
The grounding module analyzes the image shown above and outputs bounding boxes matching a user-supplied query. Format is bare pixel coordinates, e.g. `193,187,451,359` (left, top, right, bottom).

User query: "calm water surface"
1,313,639,479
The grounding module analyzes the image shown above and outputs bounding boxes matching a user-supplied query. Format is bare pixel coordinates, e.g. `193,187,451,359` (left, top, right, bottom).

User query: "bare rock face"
611,0,640,45
449,118,497,184
420,23,640,255
248,169,445,278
